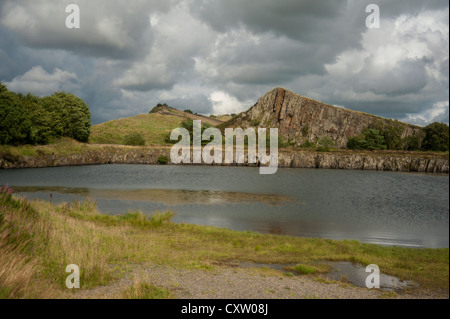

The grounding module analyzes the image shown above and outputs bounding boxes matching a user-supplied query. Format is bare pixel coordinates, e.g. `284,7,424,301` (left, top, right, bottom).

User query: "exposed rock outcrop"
223,88,423,148
0,146,448,173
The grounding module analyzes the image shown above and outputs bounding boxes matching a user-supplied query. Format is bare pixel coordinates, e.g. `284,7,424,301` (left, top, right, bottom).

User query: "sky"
0,0,448,125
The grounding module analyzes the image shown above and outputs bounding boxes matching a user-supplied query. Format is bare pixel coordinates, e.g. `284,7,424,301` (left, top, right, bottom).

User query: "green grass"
0,138,97,159
89,113,184,146
295,264,317,274
122,281,174,299
0,189,449,298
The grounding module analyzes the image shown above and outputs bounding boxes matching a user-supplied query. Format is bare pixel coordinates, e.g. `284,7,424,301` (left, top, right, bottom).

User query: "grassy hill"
90,113,184,145
90,105,225,146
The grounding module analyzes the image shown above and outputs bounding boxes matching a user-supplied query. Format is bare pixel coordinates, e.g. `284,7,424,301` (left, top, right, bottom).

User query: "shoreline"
1,143,448,173
0,190,448,299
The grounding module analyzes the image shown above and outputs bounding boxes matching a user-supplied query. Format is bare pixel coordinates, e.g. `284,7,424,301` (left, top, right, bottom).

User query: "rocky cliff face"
1,146,448,173
225,88,422,148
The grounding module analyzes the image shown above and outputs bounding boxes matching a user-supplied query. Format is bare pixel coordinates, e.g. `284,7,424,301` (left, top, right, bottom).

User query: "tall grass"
0,185,448,298
0,184,56,298
122,276,174,299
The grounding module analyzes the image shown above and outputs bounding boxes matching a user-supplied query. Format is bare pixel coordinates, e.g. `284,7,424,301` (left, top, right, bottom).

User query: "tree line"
0,82,91,146
347,119,449,152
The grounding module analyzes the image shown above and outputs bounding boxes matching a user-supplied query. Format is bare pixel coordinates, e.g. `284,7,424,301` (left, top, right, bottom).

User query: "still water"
1,165,448,248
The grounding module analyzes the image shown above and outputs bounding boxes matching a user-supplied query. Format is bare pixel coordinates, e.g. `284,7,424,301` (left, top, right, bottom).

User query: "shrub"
347,129,387,150
123,133,145,146
295,264,316,275
122,281,173,299
184,109,193,114
250,118,261,126
157,156,168,165
316,136,335,152
300,140,316,148
150,211,175,227
301,125,309,137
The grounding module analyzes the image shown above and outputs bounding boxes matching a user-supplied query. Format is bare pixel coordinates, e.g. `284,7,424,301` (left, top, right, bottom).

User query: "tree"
369,119,403,150
346,129,387,150
53,92,91,143
361,129,387,150
0,82,7,94
403,131,425,151
22,93,52,144
0,91,31,145
347,135,365,150
0,83,92,145
422,122,449,152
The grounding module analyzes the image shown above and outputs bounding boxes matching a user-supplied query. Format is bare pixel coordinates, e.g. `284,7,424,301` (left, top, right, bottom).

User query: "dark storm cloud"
0,0,176,59
192,0,348,40
0,0,448,125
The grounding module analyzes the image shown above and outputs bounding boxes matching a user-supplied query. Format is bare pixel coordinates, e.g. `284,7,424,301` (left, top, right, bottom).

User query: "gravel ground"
75,264,448,299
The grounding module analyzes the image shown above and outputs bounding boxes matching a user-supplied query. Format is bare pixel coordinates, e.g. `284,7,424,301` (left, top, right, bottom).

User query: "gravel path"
75,264,448,299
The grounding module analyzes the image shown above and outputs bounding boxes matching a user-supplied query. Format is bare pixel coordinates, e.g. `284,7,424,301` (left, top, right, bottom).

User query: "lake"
0,164,448,248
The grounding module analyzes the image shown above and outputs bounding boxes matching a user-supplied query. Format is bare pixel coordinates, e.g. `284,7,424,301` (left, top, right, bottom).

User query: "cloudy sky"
0,0,448,125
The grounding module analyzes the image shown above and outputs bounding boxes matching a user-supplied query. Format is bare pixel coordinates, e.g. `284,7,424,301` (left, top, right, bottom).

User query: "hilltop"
220,88,424,149
89,87,448,152
90,104,224,145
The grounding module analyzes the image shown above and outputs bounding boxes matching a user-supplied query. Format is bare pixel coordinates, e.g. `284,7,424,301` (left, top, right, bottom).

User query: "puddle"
322,262,418,290
12,186,293,206
239,261,418,291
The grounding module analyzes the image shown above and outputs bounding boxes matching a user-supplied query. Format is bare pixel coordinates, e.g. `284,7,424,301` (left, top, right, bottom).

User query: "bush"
184,109,193,114
123,133,145,146
150,211,175,227
346,129,387,150
301,125,309,137
157,156,168,165
295,264,316,274
316,136,334,152
250,118,261,126
300,140,316,148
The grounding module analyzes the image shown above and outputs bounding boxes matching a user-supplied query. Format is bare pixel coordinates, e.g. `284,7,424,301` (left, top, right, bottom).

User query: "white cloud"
6,65,79,96
319,9,449,115
209,91,250,115
114,1,216,91
401,101,449,126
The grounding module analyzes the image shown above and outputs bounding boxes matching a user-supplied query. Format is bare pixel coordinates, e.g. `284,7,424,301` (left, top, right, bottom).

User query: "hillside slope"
90,105,225,146
220,88,423,148
90,113,184,145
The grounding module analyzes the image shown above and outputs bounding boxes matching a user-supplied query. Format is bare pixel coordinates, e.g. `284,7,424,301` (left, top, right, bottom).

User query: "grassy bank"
0,185,448,299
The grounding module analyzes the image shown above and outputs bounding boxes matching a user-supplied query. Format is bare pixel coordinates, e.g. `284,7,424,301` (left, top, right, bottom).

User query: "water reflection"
1,165,448,248
12,186,293,206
